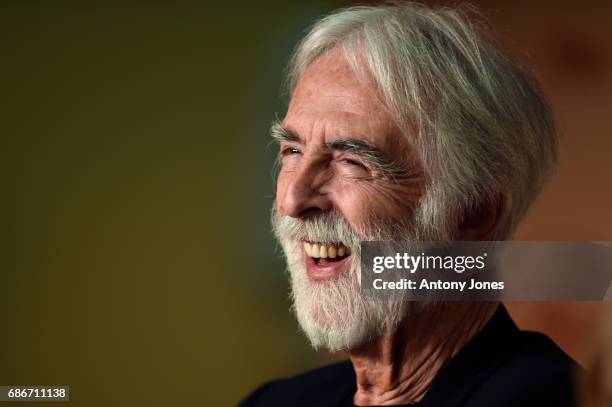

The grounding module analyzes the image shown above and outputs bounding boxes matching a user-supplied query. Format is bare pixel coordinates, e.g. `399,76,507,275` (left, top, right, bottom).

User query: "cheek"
275,172,290,212
330,177,425,227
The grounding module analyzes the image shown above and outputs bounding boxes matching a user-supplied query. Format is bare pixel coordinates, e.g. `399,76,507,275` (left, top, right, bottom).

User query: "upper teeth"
303,242,351,259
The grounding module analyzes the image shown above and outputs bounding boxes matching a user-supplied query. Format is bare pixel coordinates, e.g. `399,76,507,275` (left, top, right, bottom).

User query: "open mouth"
303,241,351,267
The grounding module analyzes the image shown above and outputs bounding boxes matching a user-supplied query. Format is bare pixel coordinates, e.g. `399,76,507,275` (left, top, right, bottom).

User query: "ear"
457,195,503,240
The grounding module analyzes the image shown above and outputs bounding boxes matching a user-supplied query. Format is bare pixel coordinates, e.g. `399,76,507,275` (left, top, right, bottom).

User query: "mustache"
271,207,362,251
271,204,435,250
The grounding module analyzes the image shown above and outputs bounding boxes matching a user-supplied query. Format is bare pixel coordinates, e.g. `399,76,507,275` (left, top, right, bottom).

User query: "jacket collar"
418,305,521,407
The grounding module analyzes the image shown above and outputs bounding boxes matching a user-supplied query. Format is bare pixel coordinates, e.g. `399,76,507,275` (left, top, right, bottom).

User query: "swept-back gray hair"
285,2,557,239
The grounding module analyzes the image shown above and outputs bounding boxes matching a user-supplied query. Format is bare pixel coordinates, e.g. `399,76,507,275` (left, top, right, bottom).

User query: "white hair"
286,1,557,239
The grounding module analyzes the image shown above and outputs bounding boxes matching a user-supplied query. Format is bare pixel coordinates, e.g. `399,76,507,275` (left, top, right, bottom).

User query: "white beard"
272,210,436,352
281,239,409,352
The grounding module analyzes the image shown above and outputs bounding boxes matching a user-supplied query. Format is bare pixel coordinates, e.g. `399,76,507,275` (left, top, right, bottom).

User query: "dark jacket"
239,306,579,407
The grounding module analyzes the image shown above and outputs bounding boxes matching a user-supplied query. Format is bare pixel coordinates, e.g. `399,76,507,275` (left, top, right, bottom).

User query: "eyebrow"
270,120,300,143
270,119,406,178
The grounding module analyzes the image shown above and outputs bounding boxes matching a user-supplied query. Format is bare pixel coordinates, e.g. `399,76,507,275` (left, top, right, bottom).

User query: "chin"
292,296,369,352
288,259,405,352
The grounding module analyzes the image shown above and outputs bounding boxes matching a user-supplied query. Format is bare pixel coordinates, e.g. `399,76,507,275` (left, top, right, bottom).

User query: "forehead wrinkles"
285,109,380,142
283,109,408,169
288,48,388,119
283,47,418,180
285,47,410,156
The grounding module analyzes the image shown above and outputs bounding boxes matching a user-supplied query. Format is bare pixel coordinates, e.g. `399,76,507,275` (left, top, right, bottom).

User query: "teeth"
328,246,337,258
303,242,350,259
311,244,320,258
320,245,328,258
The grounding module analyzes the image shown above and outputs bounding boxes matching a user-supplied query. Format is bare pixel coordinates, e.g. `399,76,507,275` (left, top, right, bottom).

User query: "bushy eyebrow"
270,120,301,143
269,119,406,178
326,138,404,177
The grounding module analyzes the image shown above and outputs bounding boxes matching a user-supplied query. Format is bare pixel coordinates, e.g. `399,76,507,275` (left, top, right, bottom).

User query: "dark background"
1,1,611,406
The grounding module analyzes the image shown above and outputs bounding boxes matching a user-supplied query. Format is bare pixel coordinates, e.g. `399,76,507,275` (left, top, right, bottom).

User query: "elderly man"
241,3,577,407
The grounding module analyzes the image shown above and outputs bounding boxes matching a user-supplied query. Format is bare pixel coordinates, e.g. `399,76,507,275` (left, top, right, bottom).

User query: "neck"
349,302,499,406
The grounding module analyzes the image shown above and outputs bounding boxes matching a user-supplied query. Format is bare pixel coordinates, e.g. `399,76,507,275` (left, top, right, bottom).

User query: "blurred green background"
0,2,348,406
2,1,611,406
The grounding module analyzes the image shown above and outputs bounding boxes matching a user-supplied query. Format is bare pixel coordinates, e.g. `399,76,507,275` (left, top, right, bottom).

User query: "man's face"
272,47,428,351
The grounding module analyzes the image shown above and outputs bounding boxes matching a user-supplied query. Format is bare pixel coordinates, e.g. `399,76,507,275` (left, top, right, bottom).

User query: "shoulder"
238,360,355,407
466,330,580,407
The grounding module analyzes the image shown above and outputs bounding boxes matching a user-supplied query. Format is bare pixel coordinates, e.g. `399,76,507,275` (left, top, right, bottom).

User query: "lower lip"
303,246,352,281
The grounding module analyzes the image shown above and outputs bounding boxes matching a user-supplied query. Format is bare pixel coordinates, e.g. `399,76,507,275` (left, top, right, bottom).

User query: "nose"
278,161,333,218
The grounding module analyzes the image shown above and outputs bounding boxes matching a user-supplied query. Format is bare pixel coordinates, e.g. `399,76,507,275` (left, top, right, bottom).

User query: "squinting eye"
343,158,367,169
281,147,301,156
